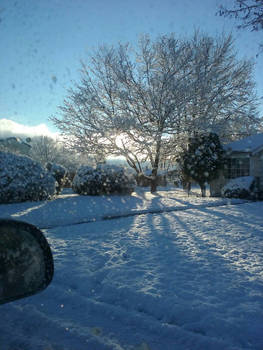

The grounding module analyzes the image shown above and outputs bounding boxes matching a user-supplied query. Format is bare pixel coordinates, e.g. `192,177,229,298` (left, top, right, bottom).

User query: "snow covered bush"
72,164,136,195
0,152,56,203
221,176,256,199
46,162,67,194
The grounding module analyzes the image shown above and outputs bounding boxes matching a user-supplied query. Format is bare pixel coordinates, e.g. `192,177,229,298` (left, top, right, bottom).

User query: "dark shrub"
46,162,67,194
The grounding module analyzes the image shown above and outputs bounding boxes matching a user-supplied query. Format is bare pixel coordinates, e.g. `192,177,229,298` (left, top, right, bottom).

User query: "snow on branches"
52,32,260,192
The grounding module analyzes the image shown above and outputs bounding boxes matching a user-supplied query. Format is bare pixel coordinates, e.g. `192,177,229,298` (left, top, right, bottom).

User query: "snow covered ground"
0,187,263,350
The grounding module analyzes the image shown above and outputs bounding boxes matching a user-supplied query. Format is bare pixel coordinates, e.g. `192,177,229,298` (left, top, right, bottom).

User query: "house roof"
0,137,31,152
225,133,263,154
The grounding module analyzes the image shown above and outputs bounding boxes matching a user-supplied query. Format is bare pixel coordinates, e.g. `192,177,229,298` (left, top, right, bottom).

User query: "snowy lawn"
0,187,263,350
0,187,247,229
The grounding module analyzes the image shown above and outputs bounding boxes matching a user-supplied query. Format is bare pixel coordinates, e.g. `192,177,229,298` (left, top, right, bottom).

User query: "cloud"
0,118,59,139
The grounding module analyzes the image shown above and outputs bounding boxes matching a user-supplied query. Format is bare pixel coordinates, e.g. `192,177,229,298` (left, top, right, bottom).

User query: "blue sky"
0,0,262,134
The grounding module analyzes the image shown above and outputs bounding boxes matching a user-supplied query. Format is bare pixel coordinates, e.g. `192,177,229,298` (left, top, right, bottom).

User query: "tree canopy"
51,32,260,192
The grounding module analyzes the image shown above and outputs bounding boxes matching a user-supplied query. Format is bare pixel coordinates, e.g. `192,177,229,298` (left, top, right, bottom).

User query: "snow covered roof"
0,136,31,147
225,133,263,154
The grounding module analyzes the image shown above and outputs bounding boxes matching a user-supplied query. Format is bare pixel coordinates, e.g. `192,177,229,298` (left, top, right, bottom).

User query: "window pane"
226,157,250,178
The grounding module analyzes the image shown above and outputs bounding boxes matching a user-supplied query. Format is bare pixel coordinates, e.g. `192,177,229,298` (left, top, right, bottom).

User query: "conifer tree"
178,133,225,197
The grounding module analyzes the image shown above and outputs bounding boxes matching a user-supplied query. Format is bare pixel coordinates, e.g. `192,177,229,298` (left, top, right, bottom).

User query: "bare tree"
218,0,263,50
30,135,101,173
52,35,193,192
30,136,62,166
179,32,260,142
52,33,260,192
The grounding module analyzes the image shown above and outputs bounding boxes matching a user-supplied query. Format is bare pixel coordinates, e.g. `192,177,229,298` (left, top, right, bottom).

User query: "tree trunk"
182,174,191,195
187,181,191,196
150,137,162,193
150,177,158,193
151,154,160,192
200,183,206,197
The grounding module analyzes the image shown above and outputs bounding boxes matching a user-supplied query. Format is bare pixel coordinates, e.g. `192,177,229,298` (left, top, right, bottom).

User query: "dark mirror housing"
0,219,54,305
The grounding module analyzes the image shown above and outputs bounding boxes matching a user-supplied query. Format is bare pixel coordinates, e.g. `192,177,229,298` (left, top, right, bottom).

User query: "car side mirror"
0,219,54,305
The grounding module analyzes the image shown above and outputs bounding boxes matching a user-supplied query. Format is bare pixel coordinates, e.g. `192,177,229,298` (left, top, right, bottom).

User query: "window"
226,157,250,179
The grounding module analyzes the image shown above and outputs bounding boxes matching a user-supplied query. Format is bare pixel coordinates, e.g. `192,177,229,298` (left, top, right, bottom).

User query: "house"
210,133,263,197
0,137,31,155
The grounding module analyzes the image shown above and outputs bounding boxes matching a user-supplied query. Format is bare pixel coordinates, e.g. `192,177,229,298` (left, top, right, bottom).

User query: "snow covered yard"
0,188,263,350
0,187,247,228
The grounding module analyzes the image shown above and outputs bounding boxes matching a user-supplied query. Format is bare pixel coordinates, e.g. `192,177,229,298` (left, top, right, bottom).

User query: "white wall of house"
252,150,263,190
209,170,227,197
210,151,263,196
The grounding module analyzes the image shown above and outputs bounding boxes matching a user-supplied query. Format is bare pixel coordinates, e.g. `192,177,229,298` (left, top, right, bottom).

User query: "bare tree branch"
51,33,260,192
217,0,263,52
